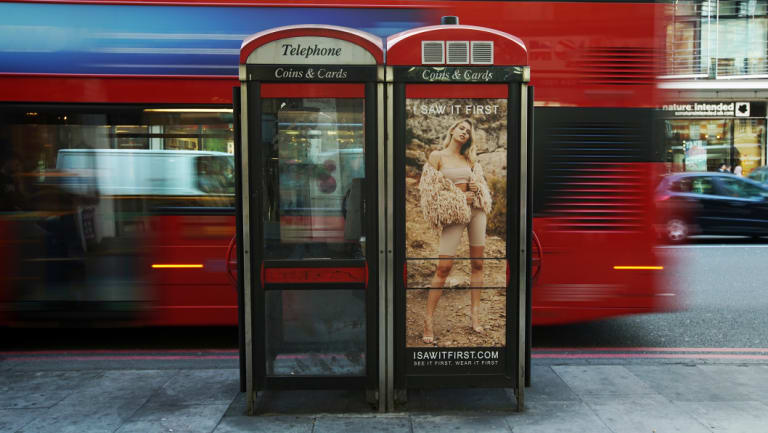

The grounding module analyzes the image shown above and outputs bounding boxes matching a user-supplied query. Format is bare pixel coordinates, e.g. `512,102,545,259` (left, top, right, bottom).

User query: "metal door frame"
238,66,385,413
385,65,531,410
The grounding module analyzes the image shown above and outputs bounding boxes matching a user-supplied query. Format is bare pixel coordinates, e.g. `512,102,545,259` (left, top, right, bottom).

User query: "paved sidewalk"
2,356,768,433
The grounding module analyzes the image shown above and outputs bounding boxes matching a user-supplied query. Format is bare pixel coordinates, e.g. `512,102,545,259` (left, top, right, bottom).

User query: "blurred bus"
0,0,678,327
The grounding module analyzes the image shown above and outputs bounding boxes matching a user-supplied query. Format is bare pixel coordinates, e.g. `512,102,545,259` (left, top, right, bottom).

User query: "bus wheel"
665,218,688,243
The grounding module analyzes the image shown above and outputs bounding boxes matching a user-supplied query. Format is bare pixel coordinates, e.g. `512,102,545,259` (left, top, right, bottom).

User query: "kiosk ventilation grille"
471,41,493,64
422,41,445,64
447,41,469,64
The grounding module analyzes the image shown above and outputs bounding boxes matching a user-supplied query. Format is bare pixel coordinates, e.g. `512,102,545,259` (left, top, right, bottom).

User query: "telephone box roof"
240,24,384,65
386,24,527,66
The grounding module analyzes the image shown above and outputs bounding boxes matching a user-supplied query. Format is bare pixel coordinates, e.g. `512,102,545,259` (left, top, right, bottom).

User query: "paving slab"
583,395,711,433
73,369,178,402
313,415,412,433
115,403,230,433
252,390,374,414
0,408,47,433
16,396,146,433
523,366,580,403
626,365,753,402
506,401,613,433
223,391,249,417
0,370,101,409
676,401,768,433
146,369,239,406
412,414,512,433
402,387,516,413
212,415,314,433
551,365,656,397
697,365,768,403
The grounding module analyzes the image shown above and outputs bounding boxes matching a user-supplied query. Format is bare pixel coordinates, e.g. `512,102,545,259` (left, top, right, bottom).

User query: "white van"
56,149,234,196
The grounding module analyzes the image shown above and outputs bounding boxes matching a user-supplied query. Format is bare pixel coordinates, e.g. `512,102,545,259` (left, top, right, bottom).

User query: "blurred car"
655,172,768,242
747,166,768,184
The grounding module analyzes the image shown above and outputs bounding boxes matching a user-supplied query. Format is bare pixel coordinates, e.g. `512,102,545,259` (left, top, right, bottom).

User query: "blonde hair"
442,118,477,165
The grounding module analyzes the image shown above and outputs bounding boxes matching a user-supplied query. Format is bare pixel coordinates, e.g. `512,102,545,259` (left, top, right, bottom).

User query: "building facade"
661,0,768,176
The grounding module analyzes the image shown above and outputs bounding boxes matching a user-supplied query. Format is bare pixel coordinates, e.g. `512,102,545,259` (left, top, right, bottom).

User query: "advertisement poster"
684,140,707,172
404,97,508,373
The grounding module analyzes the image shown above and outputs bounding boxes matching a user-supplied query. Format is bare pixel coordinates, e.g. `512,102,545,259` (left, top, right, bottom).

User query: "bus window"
196,155,235,195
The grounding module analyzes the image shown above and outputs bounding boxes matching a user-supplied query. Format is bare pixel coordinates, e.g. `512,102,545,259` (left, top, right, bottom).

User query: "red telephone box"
237,25,385,413
237,20,532,414
386,17,532,410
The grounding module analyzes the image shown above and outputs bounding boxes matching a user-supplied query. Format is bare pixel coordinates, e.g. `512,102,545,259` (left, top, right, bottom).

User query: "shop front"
661,101,767,176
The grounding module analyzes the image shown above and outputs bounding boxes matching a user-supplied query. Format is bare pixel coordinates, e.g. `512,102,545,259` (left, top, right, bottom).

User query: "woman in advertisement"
418,118,492,344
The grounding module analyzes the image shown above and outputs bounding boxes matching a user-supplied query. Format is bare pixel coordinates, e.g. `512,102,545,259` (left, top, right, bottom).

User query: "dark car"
655,172,768,242
747,166,768,184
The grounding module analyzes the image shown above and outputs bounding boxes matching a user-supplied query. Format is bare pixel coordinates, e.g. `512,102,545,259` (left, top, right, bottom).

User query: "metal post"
517,82,529,412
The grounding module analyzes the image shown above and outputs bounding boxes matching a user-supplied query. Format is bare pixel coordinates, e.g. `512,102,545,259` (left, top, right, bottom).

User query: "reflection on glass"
734,119,765,176
665,119,732,172
702,17,768,76
265,290,366,376
114,125,149,149
0,106,235,324
261,98,366,259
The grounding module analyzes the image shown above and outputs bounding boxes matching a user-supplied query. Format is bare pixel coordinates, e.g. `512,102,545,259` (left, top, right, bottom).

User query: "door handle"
225,234,237,287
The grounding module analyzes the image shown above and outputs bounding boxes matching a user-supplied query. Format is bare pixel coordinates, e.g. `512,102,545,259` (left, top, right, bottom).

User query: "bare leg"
423,256,453,344
469,245,485,333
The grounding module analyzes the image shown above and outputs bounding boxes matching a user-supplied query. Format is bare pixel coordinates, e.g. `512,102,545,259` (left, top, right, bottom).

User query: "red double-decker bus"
0,0,678,327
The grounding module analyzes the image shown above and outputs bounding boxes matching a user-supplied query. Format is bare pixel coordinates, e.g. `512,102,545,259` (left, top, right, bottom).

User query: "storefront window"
734,118,766,176
666,20,698,75
666,1,768,77
665,119,732,172
702,17,768,76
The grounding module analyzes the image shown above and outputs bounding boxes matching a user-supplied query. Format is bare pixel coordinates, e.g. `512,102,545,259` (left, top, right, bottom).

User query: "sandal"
471,314,485,335
423,317,435,344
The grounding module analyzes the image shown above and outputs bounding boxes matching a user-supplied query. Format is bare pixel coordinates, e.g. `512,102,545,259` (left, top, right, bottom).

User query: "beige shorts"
438,208,487,256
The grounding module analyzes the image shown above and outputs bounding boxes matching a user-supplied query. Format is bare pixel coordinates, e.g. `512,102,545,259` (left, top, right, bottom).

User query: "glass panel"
0,106,235,207
265,290,366,376
734,118,765,177
196,155,235,194
702,17,768,76
719,177,765,198
114,125,149,149
261,98,366,260
0,105,235,323
403,96,508,353
666,20,698,75
691,176,715,195
665,119,732,172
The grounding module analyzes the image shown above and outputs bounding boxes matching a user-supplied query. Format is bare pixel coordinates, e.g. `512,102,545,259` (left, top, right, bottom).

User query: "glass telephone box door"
249,82,378,387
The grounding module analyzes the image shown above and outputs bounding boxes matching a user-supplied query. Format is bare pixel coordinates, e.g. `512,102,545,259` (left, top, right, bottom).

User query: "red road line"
0,349,238,356
533,347,768,353
533,353,768,360
3,355,238,361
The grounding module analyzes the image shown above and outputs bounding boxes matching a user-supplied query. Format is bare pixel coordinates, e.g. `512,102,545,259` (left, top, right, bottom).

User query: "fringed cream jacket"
418,162,492,231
